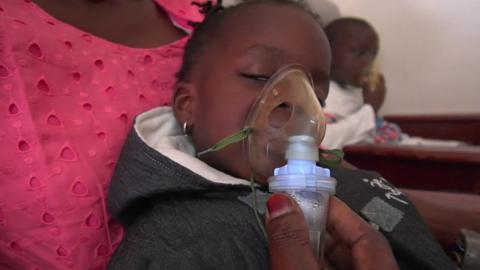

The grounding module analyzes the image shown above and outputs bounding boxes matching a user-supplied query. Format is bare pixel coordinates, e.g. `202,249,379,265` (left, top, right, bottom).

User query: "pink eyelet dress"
0,1,203,269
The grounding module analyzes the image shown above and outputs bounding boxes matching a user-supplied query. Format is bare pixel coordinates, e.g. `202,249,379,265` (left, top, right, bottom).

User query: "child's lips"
351,75,367,86
359,76,369,84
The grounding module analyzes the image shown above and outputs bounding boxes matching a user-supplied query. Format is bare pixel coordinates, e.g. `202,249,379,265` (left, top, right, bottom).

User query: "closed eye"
240,73,270,82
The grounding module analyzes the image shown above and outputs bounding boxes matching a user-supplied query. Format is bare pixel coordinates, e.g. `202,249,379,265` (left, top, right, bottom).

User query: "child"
321,17,397,148
322,18,463,148
107,1,454,269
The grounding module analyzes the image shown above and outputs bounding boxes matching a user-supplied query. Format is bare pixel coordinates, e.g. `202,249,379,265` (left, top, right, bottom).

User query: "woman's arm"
402,189,480,249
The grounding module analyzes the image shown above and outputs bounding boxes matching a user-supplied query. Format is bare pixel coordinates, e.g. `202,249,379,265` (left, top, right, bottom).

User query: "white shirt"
325,81,365,117
322,81,376,149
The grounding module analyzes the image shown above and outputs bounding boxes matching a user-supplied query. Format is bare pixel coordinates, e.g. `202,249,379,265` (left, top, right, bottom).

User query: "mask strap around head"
196,127,345,168
318,149,345,168
196,127,253,157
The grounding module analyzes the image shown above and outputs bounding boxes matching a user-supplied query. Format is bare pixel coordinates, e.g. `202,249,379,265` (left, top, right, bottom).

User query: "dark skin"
267,195,399,270
328,22,480,258
329,23,480,254
174,4,331,185
402,189,480,250
173,4,398,269
329,24,385,113
17,1,465,268
29,1,471,266
32,0,186,48
362,74,386,113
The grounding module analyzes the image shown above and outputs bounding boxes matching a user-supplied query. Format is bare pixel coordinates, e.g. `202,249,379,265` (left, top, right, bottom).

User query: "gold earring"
183,122,188,135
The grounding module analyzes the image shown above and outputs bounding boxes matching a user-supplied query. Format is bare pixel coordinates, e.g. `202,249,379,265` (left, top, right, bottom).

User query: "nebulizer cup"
244,65,336,259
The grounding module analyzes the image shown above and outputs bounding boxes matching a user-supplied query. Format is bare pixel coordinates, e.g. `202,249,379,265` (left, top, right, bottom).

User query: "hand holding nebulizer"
244,65,337,259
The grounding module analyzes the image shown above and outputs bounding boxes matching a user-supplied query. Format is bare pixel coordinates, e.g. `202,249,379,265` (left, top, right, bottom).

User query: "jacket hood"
108,107,251,227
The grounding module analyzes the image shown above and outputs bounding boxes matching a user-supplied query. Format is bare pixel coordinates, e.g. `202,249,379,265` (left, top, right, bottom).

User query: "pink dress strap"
158,0,207,31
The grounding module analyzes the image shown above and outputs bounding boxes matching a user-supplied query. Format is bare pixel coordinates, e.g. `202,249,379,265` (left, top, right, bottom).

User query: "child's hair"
324,17,377,43
177,0,322,81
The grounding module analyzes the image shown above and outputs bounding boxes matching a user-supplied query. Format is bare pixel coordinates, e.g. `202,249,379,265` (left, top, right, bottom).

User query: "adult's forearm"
402,188,480,249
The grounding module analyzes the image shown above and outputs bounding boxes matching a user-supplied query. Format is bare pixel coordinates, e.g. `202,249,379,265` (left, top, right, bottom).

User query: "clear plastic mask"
244,65,326,180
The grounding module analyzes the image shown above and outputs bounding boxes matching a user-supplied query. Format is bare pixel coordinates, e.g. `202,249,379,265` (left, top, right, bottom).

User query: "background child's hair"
324,17,377,43
177,0,322,81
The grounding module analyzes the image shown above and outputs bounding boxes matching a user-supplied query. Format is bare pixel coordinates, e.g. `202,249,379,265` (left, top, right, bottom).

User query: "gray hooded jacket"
108,107,455,270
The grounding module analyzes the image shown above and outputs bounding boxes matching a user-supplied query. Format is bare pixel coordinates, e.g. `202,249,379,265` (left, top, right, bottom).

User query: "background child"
322,17,463,148
325,18,385,116
322,16,479,262
322,17,396,148
107,1,454,269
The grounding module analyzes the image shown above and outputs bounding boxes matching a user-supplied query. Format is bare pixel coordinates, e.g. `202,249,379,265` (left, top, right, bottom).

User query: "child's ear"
173,82,196,126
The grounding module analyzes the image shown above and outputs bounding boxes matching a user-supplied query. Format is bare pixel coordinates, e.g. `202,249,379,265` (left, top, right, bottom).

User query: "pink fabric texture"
0,0,201,269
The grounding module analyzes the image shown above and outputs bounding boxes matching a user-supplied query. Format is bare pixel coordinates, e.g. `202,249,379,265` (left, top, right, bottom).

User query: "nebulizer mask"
198,65,338,258
244,65,336,258
244,65,326,179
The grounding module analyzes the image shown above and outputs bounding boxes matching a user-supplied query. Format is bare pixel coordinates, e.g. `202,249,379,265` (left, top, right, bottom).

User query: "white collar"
134,107,251,186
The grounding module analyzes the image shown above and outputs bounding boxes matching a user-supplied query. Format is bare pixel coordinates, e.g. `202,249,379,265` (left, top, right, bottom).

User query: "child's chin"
235,169,269,186
254,176,269,187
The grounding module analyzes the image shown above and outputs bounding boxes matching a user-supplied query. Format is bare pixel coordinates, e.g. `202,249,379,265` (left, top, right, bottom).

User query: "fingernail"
267,194,293,219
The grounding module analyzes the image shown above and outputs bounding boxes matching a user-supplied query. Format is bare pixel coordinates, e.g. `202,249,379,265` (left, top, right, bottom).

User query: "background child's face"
330,25,379,87
183,4,331,184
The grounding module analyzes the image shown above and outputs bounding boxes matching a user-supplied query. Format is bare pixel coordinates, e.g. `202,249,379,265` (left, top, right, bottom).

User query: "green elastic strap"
196,127,253,157
196,127,344,168
249,173,268,240
195,127,342,240
318,149,344,168
195,127,268,239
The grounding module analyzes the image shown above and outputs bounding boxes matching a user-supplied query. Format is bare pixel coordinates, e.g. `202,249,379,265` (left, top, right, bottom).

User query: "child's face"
330,25,379,87
178,4,331,184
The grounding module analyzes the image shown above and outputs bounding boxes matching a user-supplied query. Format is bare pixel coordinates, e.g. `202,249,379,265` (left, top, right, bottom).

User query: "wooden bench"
384,114,480,145
343,144,480,194
343,114,480,194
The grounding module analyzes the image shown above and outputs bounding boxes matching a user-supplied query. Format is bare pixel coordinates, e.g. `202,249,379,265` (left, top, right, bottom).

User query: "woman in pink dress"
0,0,204,269
1,1,477,269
